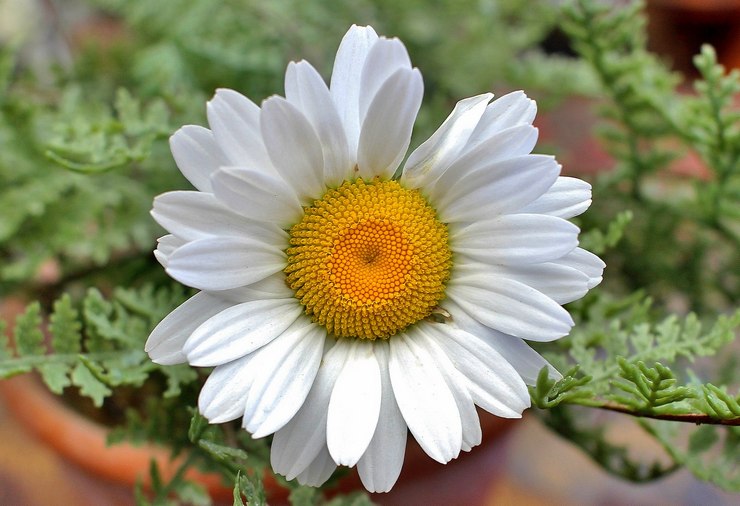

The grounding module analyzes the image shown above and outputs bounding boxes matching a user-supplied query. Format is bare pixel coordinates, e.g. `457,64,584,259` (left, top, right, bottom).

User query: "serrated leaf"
37,362,71,394
233,474,247,506
173,481,210,506
14,303,44,357
161,364,198,398
288,486,320,506
325,493,376,506
71,360,112,407
198,439,249,462
233,472,267,506
49,294,82,354
188,411,209,443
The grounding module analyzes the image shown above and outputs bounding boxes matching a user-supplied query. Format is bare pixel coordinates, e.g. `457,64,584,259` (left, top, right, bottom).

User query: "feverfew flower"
146,25,605,492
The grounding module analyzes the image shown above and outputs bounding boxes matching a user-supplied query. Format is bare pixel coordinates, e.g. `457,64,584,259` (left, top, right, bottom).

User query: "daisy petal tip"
147,350,187,366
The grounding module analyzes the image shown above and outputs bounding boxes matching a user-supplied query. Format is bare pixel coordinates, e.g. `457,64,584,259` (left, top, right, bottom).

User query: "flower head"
146,25,605,492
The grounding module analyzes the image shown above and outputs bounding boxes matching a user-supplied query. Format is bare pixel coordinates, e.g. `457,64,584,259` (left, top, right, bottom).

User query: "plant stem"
593,401,740,426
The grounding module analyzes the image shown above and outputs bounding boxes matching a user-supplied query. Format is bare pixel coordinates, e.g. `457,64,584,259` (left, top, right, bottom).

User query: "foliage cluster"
0,0,738,503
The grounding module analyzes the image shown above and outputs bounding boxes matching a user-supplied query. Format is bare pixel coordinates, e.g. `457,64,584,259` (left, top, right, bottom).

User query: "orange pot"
0,372,514,505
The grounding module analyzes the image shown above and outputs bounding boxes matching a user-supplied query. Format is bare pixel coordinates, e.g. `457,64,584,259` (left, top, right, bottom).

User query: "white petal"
198,353,257,423
451,214,579,265
465,91,537,152
402,93,492,190
152,191,288,244
166,236,285,291
423,323,530,417
261,96,325,201
285,60,351,186
145,292,231,365
206,89,273,171
414,328,482,450
154,234,185,268
389,331,462,463
454,261,590,305
169,125,228,192
357,67,423,179
445,299,561,384
210,166,303,227
219,272,294,303
357,341,407,493
183,298,302,367
427,124,540,204
243,319,325,437
295,446,337,487
270,340,351,480
446,277,574,341
358,37,413,123
437,155,560,223
327,340,382,466
555,247,606,289
519,176,592,218
330,25,379,163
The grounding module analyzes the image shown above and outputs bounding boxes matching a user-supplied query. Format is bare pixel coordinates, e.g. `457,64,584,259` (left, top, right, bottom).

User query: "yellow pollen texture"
285,178,451,340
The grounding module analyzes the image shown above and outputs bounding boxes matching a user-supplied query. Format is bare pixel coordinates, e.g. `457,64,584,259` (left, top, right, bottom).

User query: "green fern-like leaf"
71,360,112,407
700,384,740,419
579,210,633,255
14,303,45,357
608,360,695,413
641,421,740,492
49,294,82,354
0,284,194,406
530,366,594,409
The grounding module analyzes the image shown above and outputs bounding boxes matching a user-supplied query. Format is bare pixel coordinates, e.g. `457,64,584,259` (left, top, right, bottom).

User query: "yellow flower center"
285,178,451,340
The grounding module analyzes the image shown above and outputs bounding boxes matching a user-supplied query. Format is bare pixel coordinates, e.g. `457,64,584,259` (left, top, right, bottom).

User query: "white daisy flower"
145,25,605,493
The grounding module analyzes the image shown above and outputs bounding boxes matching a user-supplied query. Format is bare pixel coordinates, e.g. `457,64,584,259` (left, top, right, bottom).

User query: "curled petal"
519,176,592,218
555,247,606,289
465,91,537,151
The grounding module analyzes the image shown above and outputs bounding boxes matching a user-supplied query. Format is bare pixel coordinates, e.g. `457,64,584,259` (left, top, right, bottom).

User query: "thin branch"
595,401,740,426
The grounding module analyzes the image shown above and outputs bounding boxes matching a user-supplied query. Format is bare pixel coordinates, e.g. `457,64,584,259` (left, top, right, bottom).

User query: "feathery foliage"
0,0,738,502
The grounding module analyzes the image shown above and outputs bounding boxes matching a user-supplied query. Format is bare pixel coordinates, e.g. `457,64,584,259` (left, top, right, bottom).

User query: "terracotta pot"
646,0,740,76
0,374,237,502
0,371,514,505
0,292,516,504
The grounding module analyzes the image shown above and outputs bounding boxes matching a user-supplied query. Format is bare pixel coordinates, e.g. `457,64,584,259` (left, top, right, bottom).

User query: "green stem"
570,399,740,426
0,349,145,377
